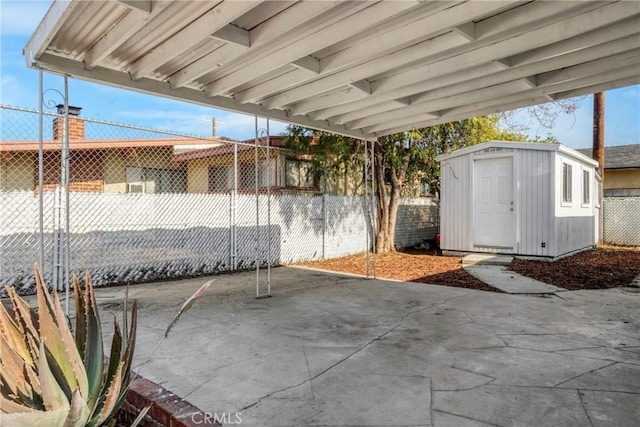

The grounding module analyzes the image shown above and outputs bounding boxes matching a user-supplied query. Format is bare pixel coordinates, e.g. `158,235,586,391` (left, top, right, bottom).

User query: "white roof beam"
474,0,600,40
35,53,372,140
309,62,506,122
130,0,261,80
371,2,639,95
350,80,533,131
553,76,640,101
373,96,554,137
509,15,640,67
169,1,341,89
204,1,422,97
402,38,640,108
317,32,640,124
291,57,320,74
288,88,365,116
536,49,640,87
118,1,151,14
84,1,171,70
236,1,514,105
24,0,77,66
261,31,467,110
364,64,640,135
349,80,372,96
453,22,476,41
210,24,250,47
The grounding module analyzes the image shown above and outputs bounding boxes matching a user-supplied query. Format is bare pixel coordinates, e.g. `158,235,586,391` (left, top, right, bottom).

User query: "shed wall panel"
516,149,553,257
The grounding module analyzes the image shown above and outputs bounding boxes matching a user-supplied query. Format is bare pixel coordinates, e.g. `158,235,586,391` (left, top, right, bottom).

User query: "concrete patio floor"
95,267,640,427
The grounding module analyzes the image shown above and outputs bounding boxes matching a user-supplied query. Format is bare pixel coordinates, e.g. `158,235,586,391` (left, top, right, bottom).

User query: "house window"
582,169,590,205
239,161,276,189
209,165,232,191
126,167,186,194
562,163,572,204
285,159,314,188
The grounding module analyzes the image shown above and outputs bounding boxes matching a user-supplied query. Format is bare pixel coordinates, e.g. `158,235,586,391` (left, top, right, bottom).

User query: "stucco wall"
604,169,640,190
0,152,34,191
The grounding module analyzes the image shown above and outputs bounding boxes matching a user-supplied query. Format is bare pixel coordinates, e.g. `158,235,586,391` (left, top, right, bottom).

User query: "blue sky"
1,0,639,148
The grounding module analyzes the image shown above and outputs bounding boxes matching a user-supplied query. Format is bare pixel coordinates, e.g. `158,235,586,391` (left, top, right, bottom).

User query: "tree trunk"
374,139,410,253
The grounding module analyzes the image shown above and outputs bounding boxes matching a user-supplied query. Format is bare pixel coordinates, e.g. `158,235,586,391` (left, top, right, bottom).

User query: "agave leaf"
0,407,68,427
72,275,86,360
36,341,69,412
82,274,103,414
0,392,39,414
104,315,123,391
93,360,125,426
34,266,79,395
62,389,89,427
129,405,150,427
0,298,32,366
5,286,40,362
0,335,36,399
52,284,89,401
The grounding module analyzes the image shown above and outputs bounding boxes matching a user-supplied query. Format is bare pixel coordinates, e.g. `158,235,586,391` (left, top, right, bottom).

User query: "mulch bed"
297,250,500,292
508,247,640,290
297,247,640,292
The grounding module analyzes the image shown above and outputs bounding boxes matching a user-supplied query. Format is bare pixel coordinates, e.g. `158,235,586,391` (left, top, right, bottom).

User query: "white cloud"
0,1,51,36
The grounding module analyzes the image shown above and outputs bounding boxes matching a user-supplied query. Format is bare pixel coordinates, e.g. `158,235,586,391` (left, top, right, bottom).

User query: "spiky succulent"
0,264,138,426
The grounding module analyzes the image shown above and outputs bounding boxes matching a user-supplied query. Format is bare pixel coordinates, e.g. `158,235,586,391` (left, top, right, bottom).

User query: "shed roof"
24,1,640,140
576,144,640,169
435,140,598,167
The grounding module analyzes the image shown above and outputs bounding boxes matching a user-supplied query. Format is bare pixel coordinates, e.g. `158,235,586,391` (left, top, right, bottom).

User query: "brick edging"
121,374,220,427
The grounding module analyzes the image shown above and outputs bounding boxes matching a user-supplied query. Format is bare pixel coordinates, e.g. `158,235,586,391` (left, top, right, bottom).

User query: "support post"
254,116,260,298
364,139,369,278
231,140,238,270
266,119,271,296
371,138,376,278
62,76,70,315
38,71,44,270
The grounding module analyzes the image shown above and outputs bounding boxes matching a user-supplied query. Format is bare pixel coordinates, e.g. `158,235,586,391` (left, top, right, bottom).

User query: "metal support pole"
364,139,369,278
254,116,260,298
266,119,271,296
322,159,327,260
371,139,376,278
38,71,44,270
232,141,238,270
63,76,70,315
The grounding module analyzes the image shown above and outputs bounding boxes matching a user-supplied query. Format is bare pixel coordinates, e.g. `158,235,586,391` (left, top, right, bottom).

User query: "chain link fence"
1,105,438,295
602,196,640,246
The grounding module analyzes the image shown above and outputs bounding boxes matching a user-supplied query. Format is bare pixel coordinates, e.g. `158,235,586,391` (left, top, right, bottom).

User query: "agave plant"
0,264,138,426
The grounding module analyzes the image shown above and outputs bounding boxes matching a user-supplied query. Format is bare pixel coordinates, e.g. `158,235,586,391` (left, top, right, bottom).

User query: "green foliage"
284,125,363,186
0,265,137,427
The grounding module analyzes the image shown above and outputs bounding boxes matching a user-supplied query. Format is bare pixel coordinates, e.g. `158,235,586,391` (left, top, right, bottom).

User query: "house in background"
577,144,640,196
0,106,233,194
173,136,367,196
437,141,599,259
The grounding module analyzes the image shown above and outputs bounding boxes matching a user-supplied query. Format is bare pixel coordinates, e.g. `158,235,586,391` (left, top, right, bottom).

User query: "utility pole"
593,92,605,177
593,91,605,244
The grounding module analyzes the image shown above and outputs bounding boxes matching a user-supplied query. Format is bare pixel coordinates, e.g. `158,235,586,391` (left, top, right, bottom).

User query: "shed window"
562,163,572,204
582,169,590,205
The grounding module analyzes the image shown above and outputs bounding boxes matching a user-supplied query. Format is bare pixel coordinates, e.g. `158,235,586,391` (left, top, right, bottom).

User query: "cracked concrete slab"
93,266,639,426
578,390,640,427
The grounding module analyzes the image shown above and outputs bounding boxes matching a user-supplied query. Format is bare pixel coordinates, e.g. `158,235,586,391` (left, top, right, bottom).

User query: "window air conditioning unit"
127,183,145,193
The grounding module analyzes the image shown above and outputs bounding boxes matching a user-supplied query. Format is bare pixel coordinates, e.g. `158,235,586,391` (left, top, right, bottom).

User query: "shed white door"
473,157,515,248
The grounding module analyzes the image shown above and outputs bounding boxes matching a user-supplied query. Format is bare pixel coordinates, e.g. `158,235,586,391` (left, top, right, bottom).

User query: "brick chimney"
53,105,84,140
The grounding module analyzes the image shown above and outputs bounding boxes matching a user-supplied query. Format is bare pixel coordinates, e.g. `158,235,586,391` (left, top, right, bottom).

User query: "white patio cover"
25,0,640,139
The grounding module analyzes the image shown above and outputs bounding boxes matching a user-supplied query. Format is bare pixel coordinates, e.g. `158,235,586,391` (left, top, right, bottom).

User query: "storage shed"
436,141,599,259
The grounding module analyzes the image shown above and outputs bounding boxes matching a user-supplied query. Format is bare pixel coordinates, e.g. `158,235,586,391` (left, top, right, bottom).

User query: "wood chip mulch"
296,246,640,292
508,247,640,290
296,250,501,292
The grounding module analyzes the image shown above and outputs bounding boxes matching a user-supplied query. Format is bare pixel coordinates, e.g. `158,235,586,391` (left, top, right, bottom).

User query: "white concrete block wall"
0,191,436,294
